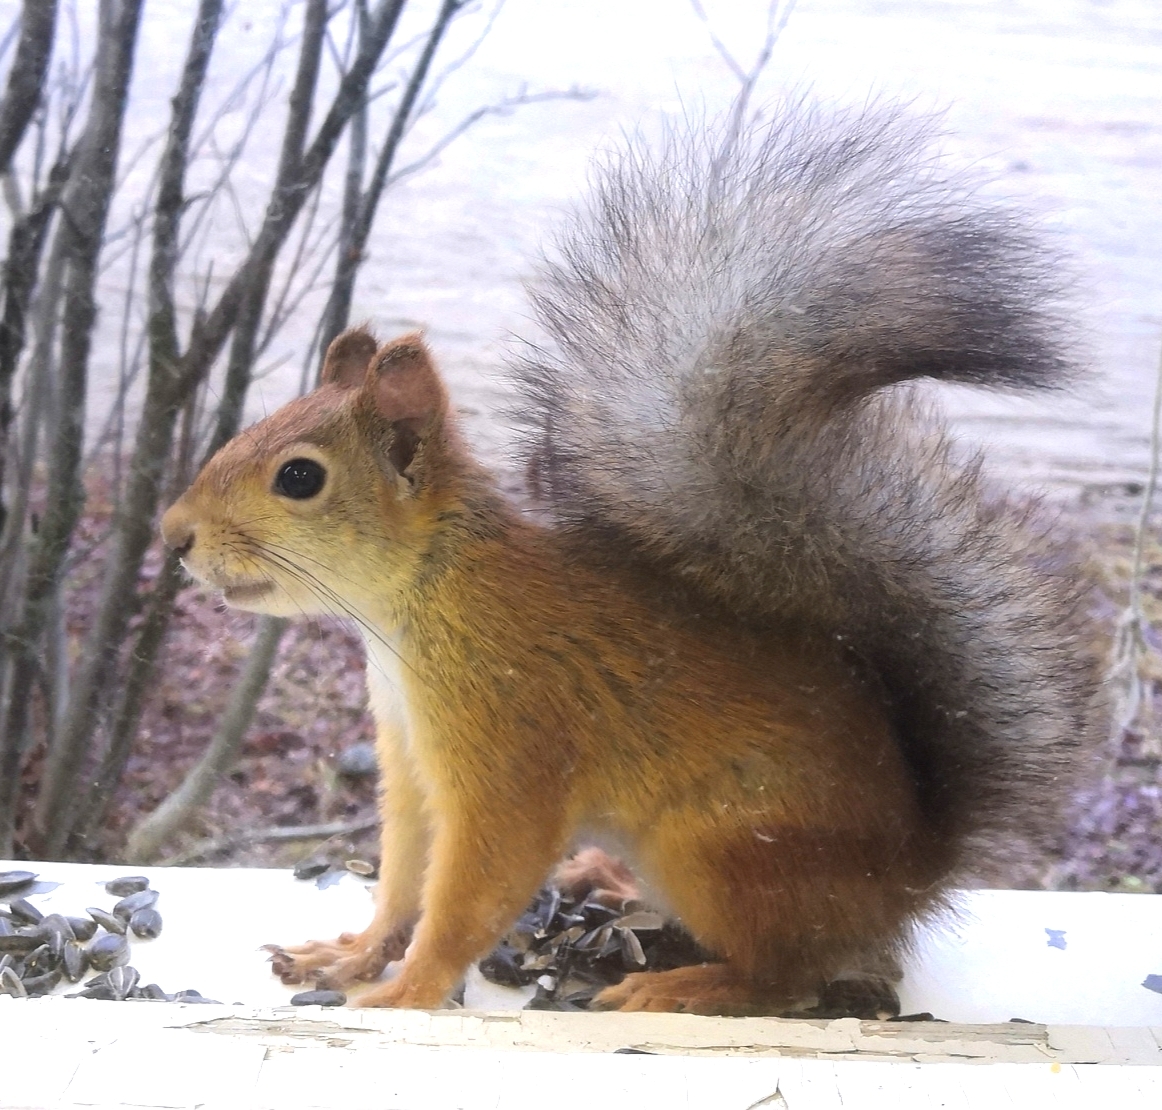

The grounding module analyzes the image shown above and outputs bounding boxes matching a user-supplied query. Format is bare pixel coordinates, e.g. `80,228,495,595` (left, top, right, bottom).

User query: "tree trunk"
0,0,59,173
124,616,287,863
5,0,145,858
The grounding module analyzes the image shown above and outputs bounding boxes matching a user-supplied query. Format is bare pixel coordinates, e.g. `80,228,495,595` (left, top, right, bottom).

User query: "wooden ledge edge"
3,998,1159,1065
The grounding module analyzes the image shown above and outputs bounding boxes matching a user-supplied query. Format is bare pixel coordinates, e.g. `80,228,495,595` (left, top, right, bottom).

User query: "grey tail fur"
513,99,1100,881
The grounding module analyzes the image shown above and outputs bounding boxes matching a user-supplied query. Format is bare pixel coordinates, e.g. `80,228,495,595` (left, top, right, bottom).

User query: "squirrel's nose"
160,504,195,558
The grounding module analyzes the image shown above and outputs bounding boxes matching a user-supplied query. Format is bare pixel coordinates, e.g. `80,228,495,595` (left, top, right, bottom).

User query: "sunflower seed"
290,989,346,1006
0,965,27,997
7,899,42,926
87,932,129,971
112,889,159,921
129,907,162,939
105,965,140,1001
86,908,126,935
0,871,36,898
104,876,150,897
62,941,87,982
66,916,98,942
22,968,61,996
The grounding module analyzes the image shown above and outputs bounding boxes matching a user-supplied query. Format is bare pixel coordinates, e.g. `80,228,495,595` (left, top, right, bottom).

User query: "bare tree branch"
690,0,796,148
387,86,594,188
0,0,59,173
27,0,223,855
689,0,748,83
318,0,465,350
180,0,409,392
0,152,70,535
6,0,146,857
157,814,379,867
150,0,225,382
1107,339,1162,757
409,0,503,124
124,614,288,863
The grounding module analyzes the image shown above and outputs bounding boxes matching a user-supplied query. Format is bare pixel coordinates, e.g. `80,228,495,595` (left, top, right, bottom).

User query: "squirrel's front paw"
266,924,411,988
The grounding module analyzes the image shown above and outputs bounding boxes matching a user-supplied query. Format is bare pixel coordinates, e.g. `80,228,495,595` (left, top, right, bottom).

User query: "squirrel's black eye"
274,457,326,500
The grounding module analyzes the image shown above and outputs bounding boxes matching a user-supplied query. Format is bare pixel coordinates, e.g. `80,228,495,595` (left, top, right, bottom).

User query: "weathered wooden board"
4,861,1162,1107
1,999,1160,1109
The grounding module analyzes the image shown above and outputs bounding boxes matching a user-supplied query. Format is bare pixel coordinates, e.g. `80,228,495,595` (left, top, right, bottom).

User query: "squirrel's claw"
265,926,411,989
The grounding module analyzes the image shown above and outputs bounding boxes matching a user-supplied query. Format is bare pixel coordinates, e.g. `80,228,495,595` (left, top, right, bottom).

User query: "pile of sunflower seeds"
477,885,907,1019
478,885,708,1011
0,870,217,1003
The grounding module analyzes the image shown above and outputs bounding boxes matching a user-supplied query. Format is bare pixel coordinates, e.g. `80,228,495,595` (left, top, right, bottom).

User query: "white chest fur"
360,628,413,743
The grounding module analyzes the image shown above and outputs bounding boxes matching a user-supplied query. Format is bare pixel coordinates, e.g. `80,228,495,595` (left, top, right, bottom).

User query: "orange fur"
162,331,949,1013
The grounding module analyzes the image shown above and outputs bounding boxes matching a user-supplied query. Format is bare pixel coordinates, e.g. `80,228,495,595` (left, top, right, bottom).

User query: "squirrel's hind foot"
266,925,411,988
553,847,639,908
593,963,800,1016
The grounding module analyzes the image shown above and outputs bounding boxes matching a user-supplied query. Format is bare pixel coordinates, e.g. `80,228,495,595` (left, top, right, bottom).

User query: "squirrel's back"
515,99,1100,881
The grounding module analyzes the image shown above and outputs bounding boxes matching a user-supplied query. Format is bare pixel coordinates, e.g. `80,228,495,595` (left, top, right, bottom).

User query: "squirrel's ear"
365,334,447,475
321,328,378,389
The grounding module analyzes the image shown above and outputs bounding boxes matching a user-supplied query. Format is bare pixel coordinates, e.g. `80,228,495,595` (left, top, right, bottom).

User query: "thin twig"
1107,338,1162,755
158,815,379,866
690,0,797,154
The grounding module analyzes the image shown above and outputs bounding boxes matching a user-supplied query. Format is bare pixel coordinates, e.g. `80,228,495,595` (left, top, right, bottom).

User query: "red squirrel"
161,100,1099,1013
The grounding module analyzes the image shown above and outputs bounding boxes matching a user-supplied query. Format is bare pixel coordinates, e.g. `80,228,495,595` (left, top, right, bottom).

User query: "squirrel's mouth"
221,580,275,604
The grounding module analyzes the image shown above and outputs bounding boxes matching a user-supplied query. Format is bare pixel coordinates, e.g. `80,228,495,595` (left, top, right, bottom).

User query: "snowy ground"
83,0,1162,497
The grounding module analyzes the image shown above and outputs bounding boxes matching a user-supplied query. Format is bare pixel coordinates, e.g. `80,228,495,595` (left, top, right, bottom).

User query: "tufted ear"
363,333,448,474
321,328,378,389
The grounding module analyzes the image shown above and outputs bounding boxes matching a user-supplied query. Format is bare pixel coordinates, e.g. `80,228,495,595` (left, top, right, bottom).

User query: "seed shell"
106,965,140,1001
24,942,55,975
87,932,130,971
86,907,126,935
0,965,27,997
112,889,159,921
67,916,98,941
129,907,162,939
62,941,87,982
7,898,42,926
171,988,222,1004
292,858,330,881
0,930,40,953
104,876,150,897
0,871,37,898
290,989,347,1006
22,968,62,996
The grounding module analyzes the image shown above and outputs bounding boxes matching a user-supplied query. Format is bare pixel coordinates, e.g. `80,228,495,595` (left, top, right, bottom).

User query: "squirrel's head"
161,329,463,622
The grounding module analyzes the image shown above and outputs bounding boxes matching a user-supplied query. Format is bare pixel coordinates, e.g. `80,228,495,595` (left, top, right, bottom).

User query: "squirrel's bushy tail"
514,99,1099,880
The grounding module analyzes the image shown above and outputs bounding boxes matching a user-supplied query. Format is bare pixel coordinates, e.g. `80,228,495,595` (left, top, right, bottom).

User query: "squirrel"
161,99,1100,1014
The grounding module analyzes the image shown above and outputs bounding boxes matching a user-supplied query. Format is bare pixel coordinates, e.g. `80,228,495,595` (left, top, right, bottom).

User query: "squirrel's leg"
352,802,568,1008
268,722,429,988
595,819,922,1015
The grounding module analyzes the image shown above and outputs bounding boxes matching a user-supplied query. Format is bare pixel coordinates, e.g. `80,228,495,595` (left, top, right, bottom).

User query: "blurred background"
0,0,1158,889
